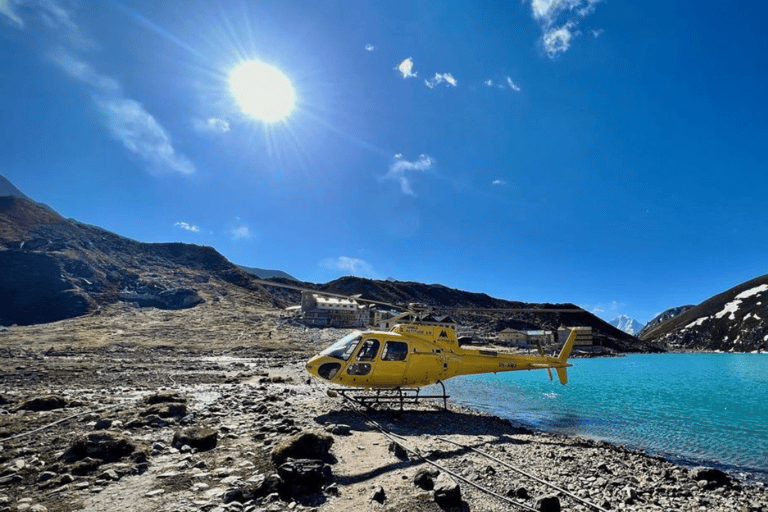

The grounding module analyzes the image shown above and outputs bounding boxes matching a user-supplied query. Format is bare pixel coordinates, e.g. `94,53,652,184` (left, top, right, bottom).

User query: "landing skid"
331,380,450,411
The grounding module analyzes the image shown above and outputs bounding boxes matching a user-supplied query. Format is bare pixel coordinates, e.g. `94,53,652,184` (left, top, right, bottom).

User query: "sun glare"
229,60,296,123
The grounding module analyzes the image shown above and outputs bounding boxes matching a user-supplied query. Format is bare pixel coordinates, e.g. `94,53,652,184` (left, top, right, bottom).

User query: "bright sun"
229,60,296,123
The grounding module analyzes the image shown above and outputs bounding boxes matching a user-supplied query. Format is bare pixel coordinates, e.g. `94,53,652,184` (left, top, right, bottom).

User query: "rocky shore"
1,302,768,512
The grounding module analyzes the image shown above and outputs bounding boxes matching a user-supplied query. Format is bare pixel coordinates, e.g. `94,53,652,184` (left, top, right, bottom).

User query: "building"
376,312,458,332
498,328,553,348
558,326,594,347
300,292,368,328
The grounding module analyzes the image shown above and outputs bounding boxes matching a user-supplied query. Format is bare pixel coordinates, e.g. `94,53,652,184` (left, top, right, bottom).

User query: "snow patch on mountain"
610,315,643,335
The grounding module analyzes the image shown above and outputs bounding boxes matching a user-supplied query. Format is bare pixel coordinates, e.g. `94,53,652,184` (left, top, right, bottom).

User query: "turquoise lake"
434,353,768,482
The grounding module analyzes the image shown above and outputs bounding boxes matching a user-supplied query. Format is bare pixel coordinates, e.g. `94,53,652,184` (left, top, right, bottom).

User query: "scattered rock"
324,424,352,436
370,485,386,503
433,473,461,508
690,466,734,489
172,427,218,452
63,431,138,463
15,395,66,411
278,459,333,495
414,468,440,491
141,402,187,418
536,494,561,512
271,431,334,466
388,441,409,460
145,390,186,404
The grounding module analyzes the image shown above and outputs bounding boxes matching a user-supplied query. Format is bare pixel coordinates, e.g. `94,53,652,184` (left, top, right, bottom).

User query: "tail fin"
557,328,577,362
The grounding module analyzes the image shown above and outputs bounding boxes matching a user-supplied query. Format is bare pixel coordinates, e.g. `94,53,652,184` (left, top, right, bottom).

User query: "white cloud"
37,3,195,176
425,72,457,89
193,117,230,134
592,28,604,38
50,46,120,92
492,179,507,186
396,57,417,79
97,98,195,175
0,0,24,27
384,154,434,197
543,23,576,57
230,225,252,240
174,221,200,232
365,44,375,52
38,0,95,50
506,77,521,92
484,79,494,87
527,0,603,58
321,256,374,277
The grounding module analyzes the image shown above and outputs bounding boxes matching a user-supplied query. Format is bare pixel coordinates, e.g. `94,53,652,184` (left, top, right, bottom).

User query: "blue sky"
2,0,767,324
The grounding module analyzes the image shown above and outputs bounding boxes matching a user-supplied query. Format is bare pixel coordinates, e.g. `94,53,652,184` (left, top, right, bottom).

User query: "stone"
689,466,733,489
271,431,334,466
536,494,561,512
146,390,187,404
433,473,461,508
172,427,218,451
388,441,409,460
370,485,386,503
324,424,352,436
277,459,332,495
141,403,187,418
16,395,67,411
63,431,138,463
93,418,112,430
414,468,439,490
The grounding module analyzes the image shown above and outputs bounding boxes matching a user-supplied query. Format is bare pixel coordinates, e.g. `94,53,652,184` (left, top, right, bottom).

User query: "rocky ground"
2,296,768,512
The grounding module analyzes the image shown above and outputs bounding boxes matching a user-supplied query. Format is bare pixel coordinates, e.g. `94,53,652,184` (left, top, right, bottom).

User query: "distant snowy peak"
610,315,643,335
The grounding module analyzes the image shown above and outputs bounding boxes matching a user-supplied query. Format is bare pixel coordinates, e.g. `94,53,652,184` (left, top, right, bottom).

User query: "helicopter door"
370,340,410,387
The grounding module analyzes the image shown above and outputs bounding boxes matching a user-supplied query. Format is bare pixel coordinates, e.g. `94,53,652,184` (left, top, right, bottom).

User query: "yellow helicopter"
251,278,579,407
304,322,577,408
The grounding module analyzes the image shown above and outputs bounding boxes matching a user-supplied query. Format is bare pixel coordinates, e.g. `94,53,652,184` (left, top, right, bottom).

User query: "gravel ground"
1,298,767,512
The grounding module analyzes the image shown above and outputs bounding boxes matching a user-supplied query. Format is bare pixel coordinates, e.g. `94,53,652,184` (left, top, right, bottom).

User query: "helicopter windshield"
319,331,362,361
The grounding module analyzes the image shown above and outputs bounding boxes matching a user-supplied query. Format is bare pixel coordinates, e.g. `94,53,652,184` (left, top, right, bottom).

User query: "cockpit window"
356,339,380,361
381,341,409,361
319,331,362,361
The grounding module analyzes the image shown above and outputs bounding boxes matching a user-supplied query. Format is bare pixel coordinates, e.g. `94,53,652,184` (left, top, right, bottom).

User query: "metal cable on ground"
434,435,610,512
3,401,132,442
339,396,539,512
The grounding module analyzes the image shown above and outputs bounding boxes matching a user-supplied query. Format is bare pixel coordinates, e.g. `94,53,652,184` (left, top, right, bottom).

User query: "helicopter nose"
305,356,340,381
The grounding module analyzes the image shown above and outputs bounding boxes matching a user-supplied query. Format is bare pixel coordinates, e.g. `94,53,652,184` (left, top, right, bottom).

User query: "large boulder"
15,395,67,411
433,473,461,508
271,431,334,466
172,427,218,451
689,466,734,489
63,432,139,463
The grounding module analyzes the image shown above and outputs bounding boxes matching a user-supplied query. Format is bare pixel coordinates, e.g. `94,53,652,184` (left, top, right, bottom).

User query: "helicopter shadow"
315,406,534,440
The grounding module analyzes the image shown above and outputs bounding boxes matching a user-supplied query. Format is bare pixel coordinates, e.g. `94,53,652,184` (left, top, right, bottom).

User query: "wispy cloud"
20,1,194,176
591,28,604,38
96,97,195,175
174,221,200,233
230,225,252,240
321,256,375,277
193,117,230,134
527,0,603,58
484,76,522,91
384,154,434,197
50,46,120,92
0,0,24,27
396,57,417,79
506,77,521,92
424,72,457,89
492,179,507,186
365,44,375,52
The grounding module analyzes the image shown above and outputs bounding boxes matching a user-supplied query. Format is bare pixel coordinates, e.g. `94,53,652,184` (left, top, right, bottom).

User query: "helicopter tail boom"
557,328,578,362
